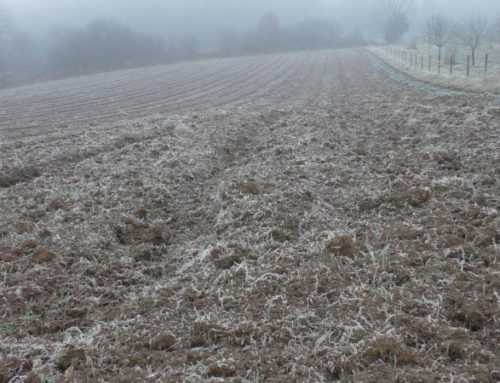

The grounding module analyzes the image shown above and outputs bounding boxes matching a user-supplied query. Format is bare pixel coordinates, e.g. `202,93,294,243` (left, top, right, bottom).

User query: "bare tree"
377,0,414,43
424,15,452,67
456,15,489,65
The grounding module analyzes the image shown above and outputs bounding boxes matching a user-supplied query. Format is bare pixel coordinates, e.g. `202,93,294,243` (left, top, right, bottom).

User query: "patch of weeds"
424,143,444,154
363,335,419,366
370,244,391,269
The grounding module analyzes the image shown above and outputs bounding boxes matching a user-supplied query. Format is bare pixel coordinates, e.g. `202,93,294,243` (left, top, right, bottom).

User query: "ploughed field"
0,49,499,382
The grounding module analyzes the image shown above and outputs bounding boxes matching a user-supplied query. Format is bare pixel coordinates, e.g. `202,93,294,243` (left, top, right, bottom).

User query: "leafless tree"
456,15,489,65
379,0,414,18
377,0,414,43
424,15,452,66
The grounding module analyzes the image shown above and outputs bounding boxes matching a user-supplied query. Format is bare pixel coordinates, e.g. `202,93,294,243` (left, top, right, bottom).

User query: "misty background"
1,0,499,88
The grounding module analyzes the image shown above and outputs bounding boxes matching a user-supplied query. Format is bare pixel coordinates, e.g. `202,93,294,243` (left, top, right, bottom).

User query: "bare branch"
456,15,489,50
456,15,489,65
423,15,452,49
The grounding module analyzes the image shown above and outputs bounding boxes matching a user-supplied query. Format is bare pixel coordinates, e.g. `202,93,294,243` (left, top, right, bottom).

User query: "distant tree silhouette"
216,13,359,56
47,19,168,76
0,2,40,87
285,19,341,50
424,15,453,65
378,0,413,43
457,15,490,65
254,13,282,53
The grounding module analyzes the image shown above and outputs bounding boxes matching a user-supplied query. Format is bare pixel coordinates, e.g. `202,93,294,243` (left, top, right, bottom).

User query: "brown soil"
0,49,499,382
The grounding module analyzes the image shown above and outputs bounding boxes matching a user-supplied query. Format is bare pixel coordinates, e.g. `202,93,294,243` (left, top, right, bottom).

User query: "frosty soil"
0,49,499,382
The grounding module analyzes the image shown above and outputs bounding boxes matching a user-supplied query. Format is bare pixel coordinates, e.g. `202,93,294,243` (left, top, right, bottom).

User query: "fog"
3,0,340,41
0,0,499,87
4,0,498,39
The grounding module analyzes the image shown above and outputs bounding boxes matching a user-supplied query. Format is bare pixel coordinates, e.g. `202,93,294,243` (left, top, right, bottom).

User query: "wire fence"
377,45,500,78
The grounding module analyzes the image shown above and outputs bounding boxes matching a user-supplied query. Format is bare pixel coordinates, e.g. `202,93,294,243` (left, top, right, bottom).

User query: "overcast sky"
3,0,340,38
2,0,499,41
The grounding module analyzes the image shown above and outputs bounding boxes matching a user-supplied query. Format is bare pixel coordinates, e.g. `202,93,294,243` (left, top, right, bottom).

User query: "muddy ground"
0,49,499,382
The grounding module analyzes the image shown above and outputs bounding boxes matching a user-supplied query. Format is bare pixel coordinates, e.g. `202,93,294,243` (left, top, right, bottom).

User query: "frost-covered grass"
0,49,499,382
371,44,500,95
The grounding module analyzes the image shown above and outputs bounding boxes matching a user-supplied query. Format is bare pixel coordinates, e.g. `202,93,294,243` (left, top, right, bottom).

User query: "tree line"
1,0,500,88
376,0,500,65
422,15,494,66
218,14,365,57
0,12,202,87
0,2,367,88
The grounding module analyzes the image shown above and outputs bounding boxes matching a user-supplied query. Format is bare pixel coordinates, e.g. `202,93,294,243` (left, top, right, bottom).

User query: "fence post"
450,56,453,75
485,53,488,74
467,55,470,77
429,56,431,72
410,53,413,67
421,55,424,70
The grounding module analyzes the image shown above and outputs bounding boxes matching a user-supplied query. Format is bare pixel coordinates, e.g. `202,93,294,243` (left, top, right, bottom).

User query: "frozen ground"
0,49,499,382
371,46,500,96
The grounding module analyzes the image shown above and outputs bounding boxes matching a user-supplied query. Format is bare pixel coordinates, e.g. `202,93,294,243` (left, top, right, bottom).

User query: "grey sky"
3,0,339,38
2,0,499,41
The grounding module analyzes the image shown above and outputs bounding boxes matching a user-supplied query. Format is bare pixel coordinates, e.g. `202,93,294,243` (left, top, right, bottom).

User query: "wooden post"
450,56,453,75
467,55,470,77
429,56,431,72
485,53,488,74
421,55,424,70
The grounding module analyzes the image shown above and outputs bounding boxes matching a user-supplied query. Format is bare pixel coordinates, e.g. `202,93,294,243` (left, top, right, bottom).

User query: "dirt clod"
326,235,356,256
461,306,488,331
363,336,418,366
32,249,56,263
150,333,176,351
207,363,236,377
239,181,260,195
271,229,290,242
56,347,86,371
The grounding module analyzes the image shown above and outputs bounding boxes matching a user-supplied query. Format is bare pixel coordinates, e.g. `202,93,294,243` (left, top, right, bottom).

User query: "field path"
0,49,499,382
